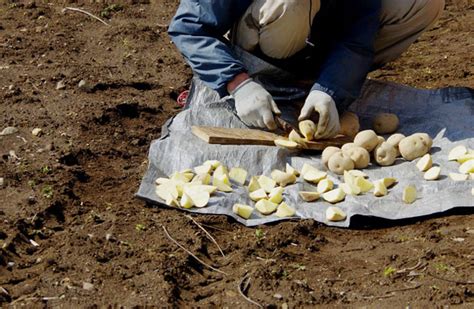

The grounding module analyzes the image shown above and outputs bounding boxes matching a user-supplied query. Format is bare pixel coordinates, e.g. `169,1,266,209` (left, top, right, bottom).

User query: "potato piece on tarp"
322,188,346,203
326,206,347,221
229,167,248,185
255,200,278,215
275,202,296,218
299,191,320,202
232,204,254,219
424,166,441,181
402,185,417,204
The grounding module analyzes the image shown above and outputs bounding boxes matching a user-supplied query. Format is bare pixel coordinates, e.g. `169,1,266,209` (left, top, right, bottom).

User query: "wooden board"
192,126,351,150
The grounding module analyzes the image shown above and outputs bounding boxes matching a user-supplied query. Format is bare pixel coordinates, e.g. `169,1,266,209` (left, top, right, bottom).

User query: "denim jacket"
168,0,381,111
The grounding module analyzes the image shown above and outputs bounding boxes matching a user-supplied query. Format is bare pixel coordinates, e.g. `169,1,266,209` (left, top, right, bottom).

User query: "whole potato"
411,133,433,148
322,146,341,166
399,135,429,161
339,112,360,138
372,113,399,134
341,143,356,153
345,146,370,169
354,130,379,152
376,136,385,147
328,152,355,175
374,142,398,166
386,133,405,157
386,133,405,147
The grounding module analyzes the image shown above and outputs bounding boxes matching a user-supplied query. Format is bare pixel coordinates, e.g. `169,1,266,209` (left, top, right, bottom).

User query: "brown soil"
0,1,473,307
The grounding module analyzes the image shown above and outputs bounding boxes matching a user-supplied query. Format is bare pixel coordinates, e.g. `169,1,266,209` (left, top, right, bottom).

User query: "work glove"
231,79,281,130
298,90,340,139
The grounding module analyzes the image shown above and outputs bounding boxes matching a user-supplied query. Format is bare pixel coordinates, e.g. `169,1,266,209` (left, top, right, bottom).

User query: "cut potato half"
212,175,233,192
286,163,300,176
416,154,433,172
322,188,346,203
373,181,387,197
317,178,334,194
155,182,179,201
248,176,261,192
275,202,296,218
449,173,468,181
183,187,210,207
448,145,467,161
249,188,267,201
355,176,374,193
326,206,347,222
268,187,284,204
271,169,297,187
274,139,299,149
402,186,417,204
255,199,278,215
456,154,474,164
459,160,474,174
257,175,276,193
299,191,320,202
340,182,361,195
424,166,441,181
232,204,254,219
229,167,248,185
303,169,328,184
381,177,397,188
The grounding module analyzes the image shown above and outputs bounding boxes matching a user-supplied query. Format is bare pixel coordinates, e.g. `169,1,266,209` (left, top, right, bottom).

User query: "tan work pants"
234,0,445,66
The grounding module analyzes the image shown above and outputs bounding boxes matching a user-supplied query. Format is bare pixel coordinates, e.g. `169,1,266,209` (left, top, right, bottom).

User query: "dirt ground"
0,1,473,307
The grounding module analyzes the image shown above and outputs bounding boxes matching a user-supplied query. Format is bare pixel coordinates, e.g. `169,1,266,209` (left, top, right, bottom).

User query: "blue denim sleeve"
312,0,382,113
168,0,252,97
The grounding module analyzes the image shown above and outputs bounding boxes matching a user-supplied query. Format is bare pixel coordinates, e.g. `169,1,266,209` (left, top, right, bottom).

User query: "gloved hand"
231,79,281,130
298,90,340,139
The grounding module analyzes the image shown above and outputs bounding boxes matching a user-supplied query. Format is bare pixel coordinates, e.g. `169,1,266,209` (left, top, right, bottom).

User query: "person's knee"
418,0,445,29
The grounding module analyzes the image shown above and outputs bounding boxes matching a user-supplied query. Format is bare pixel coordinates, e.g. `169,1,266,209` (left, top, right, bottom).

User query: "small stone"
32,128,42,136
452,237,465,242
273,293,283,300
282,303,289,309
56,80,66,90
27,196,36,204
0,126,18,136
78,79,92,92
0,177,4,187
7,262,14,270
82,282,94,291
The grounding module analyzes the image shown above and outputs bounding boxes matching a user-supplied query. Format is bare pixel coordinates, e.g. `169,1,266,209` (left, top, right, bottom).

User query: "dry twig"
161,225,227,275
238,274,263,308
62,7,110,26
185,215,225,258
427,272,474,285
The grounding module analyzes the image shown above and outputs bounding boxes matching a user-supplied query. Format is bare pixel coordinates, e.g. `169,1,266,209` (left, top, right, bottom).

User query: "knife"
275,116,297,134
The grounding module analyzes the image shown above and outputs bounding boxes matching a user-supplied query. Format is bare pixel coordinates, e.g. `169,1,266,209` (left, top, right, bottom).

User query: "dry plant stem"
161,225,227,275
62,7,110,26
185,215,225,258
427,272,474,285
238,274,263,308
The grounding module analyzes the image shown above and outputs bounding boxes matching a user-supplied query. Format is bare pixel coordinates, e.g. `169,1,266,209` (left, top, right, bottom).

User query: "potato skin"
386,133,405,157
322,146,341,166
411,133,433,148
344,146,370,169
339,112,360,138
328,152,355,175
374,142,398,166
354,130,379,152
386,133,405,147
399,135,429,161
373,113,399,134
341,143,356,153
